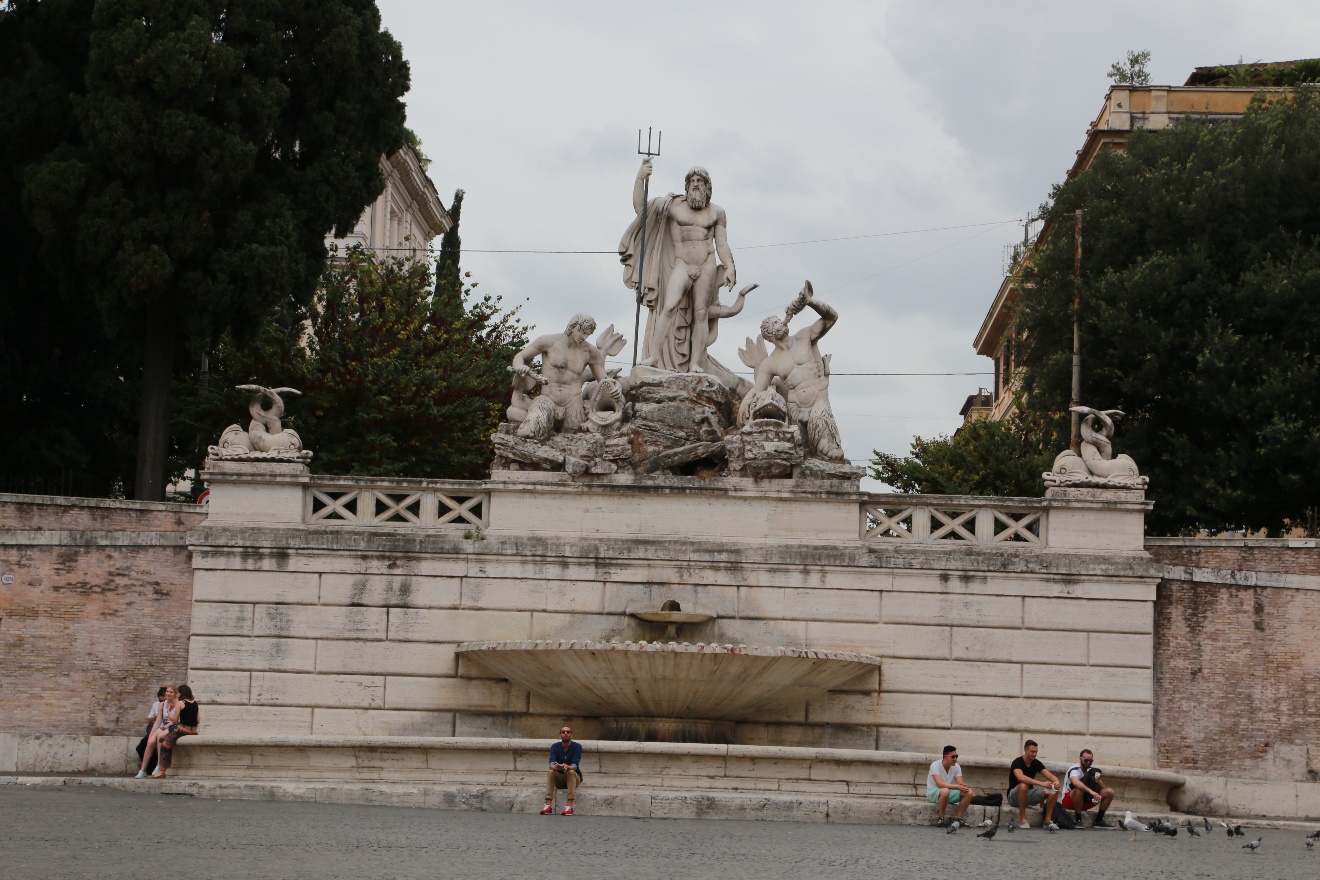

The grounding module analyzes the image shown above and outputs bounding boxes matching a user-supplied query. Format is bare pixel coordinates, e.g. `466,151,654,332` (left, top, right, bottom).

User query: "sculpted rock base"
493,367,857,486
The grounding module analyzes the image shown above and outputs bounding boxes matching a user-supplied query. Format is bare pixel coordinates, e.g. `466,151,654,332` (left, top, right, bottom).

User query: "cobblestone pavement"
3,786,1314,880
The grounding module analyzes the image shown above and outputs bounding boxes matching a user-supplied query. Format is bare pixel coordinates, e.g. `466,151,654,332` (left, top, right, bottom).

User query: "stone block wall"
1149,538,1320,781
0,494,205,735
187,473,1161,768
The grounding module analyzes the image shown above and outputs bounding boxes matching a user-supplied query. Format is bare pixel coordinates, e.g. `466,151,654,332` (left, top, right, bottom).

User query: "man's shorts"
1008,786,1048,808
927,787,962,804
1061,790,1096,811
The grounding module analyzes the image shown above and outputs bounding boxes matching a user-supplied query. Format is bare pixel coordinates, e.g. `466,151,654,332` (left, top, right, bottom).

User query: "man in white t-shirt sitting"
1061,748,1115,828
927,745,975,827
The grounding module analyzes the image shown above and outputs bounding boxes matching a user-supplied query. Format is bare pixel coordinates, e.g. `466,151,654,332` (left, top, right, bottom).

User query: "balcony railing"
305,481,488,528
860,496,1046,546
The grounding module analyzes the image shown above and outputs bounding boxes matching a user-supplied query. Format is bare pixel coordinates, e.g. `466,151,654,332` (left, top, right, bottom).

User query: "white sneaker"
134,770,147,779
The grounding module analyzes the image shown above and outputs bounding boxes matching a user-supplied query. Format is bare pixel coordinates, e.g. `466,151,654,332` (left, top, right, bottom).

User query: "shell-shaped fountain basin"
457,639,881,722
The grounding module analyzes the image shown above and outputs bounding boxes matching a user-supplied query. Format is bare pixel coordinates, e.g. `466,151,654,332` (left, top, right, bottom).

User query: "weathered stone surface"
630,370,740,406
626,419,690,459
640,441,725,474
796,458,866,482
549,433,604,460
491,434,563,468
601,437,633,460
726,426,803,479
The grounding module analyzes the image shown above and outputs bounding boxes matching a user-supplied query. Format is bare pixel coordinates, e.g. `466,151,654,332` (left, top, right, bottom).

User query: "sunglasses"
1081,758,1093,764
947,754,958,759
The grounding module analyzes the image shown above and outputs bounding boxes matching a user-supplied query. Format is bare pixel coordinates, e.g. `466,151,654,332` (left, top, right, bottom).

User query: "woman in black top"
154,684,200,779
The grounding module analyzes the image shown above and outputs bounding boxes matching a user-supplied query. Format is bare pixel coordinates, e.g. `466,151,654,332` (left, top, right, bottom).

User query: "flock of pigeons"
943,809,1320,854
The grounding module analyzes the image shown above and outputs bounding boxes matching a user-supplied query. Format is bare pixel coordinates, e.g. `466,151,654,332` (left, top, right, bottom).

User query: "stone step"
4,775,1315,834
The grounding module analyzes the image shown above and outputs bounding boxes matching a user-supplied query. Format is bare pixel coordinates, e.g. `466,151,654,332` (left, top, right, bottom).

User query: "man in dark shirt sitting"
542,724,583,815
1007,739,1060,828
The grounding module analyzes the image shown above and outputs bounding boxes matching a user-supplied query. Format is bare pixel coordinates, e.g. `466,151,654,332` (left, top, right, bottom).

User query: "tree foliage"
0,0,410,498
1107,50,1152,86
1015,92,1320,534
173,247,528,483
1207,57,1320,88
869,414,1057,498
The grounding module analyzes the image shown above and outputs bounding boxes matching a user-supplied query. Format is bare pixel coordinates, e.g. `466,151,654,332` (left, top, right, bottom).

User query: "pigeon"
1243,836,1262,853
1186,824,1200,838
1121,811,1148,841
1163,826,1178,838
1308,829,1320,840
1007,817,1017,833
1203,817,1212,833
946,819,961,834
1233,825,1246,838
1225,826,1234,839
1046,822,1059,833
977,823,998,840
1306,837,1314,851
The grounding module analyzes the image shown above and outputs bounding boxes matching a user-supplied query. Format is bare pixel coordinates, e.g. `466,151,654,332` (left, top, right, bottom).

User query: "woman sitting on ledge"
135,685,175,779
153,684,200,779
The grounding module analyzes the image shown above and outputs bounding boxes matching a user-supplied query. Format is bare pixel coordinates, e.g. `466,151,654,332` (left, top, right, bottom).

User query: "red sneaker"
540,804,553,815
562,805,575,816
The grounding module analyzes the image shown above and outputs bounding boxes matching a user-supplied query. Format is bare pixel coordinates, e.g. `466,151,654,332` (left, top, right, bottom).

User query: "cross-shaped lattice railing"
861,499,1045,546
306,484,488,528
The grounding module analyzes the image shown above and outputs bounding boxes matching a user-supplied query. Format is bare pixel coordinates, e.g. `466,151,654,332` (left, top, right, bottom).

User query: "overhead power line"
453,218,1020,254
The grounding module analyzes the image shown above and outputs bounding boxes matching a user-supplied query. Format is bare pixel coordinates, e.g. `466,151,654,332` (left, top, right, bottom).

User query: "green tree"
433,188,465,325
1015,92,1320,534
0,0,410,499
1107,50,1152,86
174,247,528,482
869,414,1057,498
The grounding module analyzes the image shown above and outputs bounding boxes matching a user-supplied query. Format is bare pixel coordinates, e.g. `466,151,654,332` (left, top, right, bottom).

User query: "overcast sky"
376,0,1320,488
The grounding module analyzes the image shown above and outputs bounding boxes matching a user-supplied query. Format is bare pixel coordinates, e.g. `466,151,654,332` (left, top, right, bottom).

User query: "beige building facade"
327,146,452,261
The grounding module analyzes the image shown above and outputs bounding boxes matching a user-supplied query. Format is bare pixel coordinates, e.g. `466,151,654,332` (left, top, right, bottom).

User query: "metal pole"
632,128,661,368
1070,209,1083,452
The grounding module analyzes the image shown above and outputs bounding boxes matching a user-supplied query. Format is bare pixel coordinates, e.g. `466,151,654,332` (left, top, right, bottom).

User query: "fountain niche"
459,604,880,744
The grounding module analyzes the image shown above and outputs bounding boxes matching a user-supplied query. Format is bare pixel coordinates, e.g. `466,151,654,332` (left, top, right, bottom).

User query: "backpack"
1050,801,1076,829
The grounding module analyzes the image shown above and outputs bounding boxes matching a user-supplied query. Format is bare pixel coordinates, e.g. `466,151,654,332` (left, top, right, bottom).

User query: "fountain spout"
629,600,715,640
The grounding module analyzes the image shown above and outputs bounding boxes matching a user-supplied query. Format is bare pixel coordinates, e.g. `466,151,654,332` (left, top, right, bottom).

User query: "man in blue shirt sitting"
542,724,583,815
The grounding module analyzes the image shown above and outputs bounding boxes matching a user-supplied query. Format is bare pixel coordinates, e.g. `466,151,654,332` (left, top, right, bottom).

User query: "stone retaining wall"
1149,538,1320,782
186,469,1161,768
0,494,205,735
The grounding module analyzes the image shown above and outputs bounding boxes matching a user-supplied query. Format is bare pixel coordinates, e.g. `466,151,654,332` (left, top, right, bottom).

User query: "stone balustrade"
307,480,488,529
861,496,1047,546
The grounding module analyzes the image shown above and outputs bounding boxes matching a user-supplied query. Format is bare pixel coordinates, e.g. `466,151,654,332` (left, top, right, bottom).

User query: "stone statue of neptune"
619,159,736,374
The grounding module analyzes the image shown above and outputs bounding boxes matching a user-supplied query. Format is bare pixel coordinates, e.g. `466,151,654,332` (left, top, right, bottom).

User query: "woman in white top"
135,685,176,778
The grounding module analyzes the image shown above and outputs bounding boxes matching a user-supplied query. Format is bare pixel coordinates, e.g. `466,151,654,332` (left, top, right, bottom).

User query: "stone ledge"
1158,565,1320,592
0,493,199,513
9,775,1315,830
186,526,1163,579
0,530,192,547
163,735,1181,813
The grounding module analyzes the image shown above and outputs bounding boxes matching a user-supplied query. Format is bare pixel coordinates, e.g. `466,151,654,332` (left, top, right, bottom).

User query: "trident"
632,127,661,367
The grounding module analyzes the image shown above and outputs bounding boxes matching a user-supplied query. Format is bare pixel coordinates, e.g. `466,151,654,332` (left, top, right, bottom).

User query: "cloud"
381,0,1320,474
